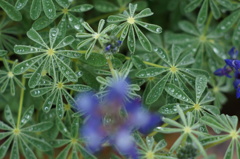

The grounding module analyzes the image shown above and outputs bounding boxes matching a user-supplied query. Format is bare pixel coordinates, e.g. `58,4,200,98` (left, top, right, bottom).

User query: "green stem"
17,76,26,128
125,56,168,68
107,58,115,77
203,12,213,35
0,57,15,64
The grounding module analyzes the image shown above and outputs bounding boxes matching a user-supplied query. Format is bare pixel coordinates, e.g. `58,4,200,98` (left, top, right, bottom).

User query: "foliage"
1,0,240,159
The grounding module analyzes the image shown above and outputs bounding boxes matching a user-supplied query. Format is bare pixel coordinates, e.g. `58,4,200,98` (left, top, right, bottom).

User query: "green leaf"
28,60,47,88
78,144,97,159
165,83,194,104
55,0,69,8
184,0,203,13
56,93,64,118
195,75,207,102
64,84,91,92
200,115,227,131
146,73,170,104
129,3,138,17
171,45,182,65
4,105,15,127
131,55,146,69
0,50,7,56
107,14,127,23
216,10,240,33
80,53,107,67
197,0,208,26
153,47,170,64
27,28,48,48
49,28,59,48
136,21,162,34
233,21,240,47
13,55,45,74
68,13,84,32
71,118,79,137
134,24,152,51
57,117,71,138
10,138,19,159
23,122,53,132
21,139,37,159
82,22,95,33
15,0,28,10
0,0,22,21
14,45,44,54
159,103,190,115
30,0,42,20
32,15,55,30
56,144,71,159
119,24,129,42
58,50,82,58
200,135,228,145
0,121,12,130
42,91,57,112
94,1,118,13
134,8,153,19
85,40,96,59
156,127,182,134
55,35,75,49
55,56,78,82
42,0,56,19
209,0,221,19
70,4,93,12
216,0,236,10
127,25,136,53
178,21,199,36
0,136,13,158
25,135,52,151
224,141,234,159
135,67,166,78
20,105,34,127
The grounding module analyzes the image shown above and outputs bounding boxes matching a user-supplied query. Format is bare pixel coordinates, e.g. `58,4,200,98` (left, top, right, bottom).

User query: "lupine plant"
1,0,240,159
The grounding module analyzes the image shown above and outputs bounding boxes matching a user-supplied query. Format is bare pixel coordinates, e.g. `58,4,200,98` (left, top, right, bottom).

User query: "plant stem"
107,58,115,77
125,56,168,68
203,12,213,35
17,76,26,128
0,57,15,64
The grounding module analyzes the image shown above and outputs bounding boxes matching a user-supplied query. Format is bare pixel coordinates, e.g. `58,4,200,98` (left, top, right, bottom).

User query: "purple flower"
225,59,240,70
75,79,161,158
214,65,232,78
229,47,239,59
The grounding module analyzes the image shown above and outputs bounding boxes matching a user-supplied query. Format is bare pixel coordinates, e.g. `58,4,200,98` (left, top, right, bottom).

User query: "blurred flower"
75,78,161,158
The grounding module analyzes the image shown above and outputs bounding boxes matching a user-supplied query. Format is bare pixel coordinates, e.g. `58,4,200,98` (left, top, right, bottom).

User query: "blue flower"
225,59,240,70
229,47,239,59
75,79,161,158
214,65,232,78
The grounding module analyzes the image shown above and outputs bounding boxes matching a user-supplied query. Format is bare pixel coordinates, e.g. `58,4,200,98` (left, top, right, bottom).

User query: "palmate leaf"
135,45,208,105
0,106,53,159
32,2,92,34
54,117,97,159
157,106,207,157
0,58,25,96
0,0,22,21
160,75,218,117
107,3,161,53
30,71,91,118
200,114,240,159
165,20,226,69
14,28,79,87
76,19,116,59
